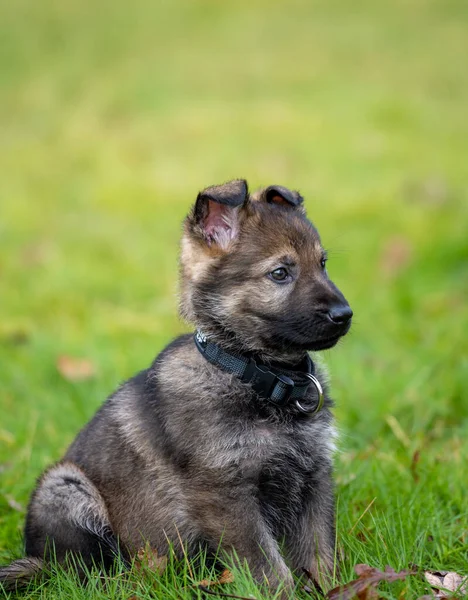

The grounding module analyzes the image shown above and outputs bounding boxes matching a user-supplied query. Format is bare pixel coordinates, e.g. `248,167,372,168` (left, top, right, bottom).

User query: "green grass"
1,0,467,597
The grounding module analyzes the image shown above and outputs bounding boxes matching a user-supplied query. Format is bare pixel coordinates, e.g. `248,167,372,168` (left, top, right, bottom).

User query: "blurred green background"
1,0,468,585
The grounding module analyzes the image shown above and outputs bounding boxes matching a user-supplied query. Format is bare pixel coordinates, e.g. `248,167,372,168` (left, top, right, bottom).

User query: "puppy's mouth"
249,309,352,354
308,319,352,350
271,319,352,352
308,334,344,351
267,325,350,354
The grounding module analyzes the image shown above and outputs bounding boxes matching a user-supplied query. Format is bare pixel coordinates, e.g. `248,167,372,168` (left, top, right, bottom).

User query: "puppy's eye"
320,257,327,270
269,267,290,282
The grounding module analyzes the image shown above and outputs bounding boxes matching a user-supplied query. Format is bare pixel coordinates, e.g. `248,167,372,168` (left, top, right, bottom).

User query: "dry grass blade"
410,449,421,482
4,493,25,513
349,498,376,534
172,524,194,580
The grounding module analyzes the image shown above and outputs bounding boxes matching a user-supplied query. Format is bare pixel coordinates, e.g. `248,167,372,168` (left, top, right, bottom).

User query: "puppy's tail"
0,557,44,591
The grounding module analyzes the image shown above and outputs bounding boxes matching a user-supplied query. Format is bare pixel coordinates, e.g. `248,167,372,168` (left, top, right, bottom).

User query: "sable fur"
0,179,352,595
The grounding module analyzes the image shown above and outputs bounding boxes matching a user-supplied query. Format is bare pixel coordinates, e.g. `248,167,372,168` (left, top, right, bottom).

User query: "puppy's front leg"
191,493,294,593
284,481,336,589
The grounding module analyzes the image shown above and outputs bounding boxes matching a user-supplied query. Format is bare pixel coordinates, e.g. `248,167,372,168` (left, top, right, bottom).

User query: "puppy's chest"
159,358,333,480
196,417,330,482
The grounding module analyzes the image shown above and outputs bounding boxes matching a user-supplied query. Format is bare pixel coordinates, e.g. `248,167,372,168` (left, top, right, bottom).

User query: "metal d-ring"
295,373,324,415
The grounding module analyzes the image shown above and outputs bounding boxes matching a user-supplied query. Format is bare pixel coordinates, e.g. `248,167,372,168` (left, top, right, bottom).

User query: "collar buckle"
244,360,294,406
247,361,278,399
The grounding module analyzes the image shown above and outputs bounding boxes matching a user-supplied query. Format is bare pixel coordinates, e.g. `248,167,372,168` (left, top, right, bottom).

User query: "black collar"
194,330,324,415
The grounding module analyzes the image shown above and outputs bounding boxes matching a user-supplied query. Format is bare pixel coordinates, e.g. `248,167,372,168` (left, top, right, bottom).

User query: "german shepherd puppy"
0,179,352,595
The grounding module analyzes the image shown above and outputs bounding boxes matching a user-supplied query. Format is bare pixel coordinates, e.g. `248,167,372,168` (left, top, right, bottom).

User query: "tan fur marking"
180,237,211,281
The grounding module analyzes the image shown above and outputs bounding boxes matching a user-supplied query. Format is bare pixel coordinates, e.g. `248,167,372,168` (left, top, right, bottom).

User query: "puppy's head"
180,179,352,360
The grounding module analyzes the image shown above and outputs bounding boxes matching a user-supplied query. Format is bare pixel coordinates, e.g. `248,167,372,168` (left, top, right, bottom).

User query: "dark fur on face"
1,179,352,597
180,179,352,362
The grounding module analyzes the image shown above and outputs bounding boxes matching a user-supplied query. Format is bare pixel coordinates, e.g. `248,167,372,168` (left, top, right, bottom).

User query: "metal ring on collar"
294,374,324,415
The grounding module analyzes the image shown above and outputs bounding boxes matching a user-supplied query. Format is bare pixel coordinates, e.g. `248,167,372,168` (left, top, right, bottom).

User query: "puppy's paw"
263,565,295,599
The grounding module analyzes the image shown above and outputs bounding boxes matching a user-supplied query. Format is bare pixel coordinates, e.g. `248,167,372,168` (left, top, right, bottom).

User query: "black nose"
327,304,353,325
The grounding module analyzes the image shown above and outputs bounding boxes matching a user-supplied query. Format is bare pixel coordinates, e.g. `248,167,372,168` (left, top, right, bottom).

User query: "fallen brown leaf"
57,356,96,381
135,544,167,575
380,236,412,278
3,330,30,345
425,569,468,596
20,241,51,267
198,568,235,587
404,177,450,207
219,569,235,584
327,564,415,600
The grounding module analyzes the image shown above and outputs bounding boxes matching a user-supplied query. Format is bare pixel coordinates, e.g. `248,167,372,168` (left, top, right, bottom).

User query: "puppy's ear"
264,185,304,208
253,185,305,213
191,179,249,250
